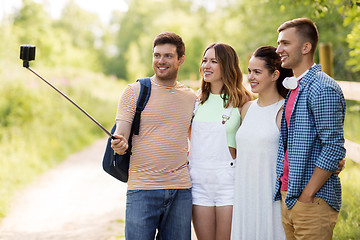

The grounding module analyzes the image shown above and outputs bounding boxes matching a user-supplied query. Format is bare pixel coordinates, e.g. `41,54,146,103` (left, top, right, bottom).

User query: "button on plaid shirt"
273,64,346,211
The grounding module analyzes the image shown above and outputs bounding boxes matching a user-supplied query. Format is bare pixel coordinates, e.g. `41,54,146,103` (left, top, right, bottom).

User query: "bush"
0,65,125,219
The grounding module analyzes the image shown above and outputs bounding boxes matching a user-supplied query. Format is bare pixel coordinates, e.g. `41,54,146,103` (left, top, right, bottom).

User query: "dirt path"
0,138,127,240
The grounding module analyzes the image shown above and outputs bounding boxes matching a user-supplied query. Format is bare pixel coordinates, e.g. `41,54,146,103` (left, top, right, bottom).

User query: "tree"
341,1,360,72
228,0,359,81
56,0,101,49
53,0,103,71
13,0,55,65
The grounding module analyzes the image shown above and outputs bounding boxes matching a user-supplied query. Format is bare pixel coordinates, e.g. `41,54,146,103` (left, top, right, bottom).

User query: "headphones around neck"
282,77,299,90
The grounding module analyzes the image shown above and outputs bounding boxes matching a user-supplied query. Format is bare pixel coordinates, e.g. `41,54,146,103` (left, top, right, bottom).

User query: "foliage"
2,0,103,72
1,0,359,82
51,0,103,71
340,0,360,72
240,0,360,81
104,0,359,81
333,160,360,239
0,64,124,219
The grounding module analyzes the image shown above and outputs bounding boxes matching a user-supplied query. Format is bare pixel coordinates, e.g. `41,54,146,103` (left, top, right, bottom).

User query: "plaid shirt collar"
298,64,321,90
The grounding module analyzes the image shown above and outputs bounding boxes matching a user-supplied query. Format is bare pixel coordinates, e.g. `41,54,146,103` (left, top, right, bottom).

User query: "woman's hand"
335,159,346,175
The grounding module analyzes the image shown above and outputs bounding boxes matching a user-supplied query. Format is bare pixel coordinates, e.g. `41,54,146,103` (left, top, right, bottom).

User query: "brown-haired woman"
231,46,293,240
189,43,252,240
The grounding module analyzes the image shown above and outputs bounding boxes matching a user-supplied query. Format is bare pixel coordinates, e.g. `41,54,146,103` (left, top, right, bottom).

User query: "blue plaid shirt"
273,64,346,211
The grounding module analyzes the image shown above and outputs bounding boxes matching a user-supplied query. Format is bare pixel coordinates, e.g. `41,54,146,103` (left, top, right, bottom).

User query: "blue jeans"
125,188,192,240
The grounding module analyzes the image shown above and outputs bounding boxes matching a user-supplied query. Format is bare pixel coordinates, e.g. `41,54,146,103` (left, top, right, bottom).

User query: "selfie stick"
20,45,115,139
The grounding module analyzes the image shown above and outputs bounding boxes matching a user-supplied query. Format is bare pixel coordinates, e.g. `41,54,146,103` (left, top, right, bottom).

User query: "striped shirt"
273,64,346,211
116,78,197,190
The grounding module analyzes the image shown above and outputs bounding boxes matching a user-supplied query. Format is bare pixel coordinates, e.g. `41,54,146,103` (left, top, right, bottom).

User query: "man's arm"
312,85,346,171
111,83,138,155
299,158,345,203
298,167,332,203
299,85,346,202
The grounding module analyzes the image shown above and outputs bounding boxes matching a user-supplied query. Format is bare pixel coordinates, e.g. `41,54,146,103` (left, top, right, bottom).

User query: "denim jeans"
125,188,192,240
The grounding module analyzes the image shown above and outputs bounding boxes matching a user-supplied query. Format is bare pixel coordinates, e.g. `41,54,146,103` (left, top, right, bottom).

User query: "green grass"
333,159,360,239
0,65,126,219
337,100,360,239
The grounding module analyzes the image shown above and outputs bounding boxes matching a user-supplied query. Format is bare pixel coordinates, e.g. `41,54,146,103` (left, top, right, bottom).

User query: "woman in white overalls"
189,43,252,240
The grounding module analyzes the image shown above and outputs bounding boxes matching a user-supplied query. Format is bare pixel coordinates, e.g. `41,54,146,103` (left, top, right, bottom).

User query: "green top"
193,93,241,148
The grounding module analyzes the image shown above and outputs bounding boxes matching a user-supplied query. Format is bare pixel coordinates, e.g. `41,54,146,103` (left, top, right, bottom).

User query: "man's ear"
179,55,185,66
302,42,312,55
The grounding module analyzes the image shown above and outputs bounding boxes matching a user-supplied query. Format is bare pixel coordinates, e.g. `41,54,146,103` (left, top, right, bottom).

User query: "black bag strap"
132,77,151,135
126,77,151,155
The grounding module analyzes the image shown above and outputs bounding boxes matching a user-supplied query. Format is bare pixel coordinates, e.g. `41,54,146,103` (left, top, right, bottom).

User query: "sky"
0,0,128,24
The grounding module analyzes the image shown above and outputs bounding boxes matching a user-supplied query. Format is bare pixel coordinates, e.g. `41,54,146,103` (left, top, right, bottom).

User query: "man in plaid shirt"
273,18,346,240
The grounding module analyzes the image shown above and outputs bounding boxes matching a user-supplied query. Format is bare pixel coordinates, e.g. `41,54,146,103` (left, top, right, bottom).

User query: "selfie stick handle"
25,66,114,139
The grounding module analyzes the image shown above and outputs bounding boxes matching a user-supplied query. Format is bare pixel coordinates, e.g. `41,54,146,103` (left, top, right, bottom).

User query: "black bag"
102,77,151,182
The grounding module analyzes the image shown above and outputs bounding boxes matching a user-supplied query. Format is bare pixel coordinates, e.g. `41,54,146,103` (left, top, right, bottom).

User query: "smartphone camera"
20,45,36,67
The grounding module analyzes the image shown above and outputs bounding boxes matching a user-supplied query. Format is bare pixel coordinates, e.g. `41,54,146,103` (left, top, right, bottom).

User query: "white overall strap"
193,99,201,118
222,106,233,124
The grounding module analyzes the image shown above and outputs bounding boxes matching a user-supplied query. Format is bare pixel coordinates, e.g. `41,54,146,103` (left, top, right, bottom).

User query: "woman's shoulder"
239,100,256,120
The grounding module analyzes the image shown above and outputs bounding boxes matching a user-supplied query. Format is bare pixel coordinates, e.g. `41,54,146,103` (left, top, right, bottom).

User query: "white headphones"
282,66,314,90
282,76,299,90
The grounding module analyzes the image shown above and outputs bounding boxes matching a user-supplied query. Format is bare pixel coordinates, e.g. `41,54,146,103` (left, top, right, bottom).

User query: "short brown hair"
153,32,185,59
277,18,319,55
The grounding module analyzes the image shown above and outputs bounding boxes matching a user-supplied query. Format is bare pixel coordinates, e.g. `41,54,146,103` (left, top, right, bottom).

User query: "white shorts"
190,166,235,206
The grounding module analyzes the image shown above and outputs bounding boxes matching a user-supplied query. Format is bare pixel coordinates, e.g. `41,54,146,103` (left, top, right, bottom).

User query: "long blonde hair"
200,43,252,108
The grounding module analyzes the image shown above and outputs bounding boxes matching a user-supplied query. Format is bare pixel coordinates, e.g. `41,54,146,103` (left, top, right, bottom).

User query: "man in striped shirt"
111,32,197,240
274,18,346,240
